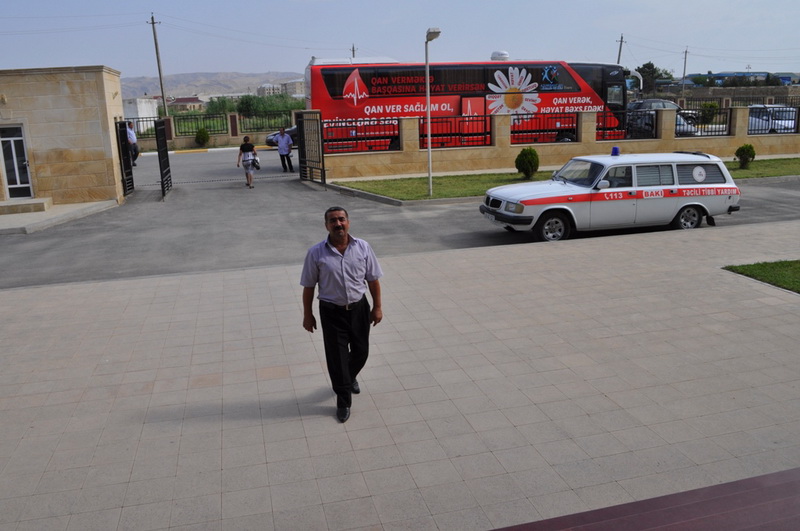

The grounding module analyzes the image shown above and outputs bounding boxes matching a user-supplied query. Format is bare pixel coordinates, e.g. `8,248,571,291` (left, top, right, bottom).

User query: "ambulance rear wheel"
672,205,704,230
533,212,571,241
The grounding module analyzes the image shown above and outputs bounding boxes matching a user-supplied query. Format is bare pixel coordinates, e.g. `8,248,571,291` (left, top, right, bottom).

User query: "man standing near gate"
126,121,139,167
300,207,383,423
276,127,294,172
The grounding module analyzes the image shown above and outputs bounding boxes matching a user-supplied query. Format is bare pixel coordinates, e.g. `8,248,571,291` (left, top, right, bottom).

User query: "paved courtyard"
1,218,799,530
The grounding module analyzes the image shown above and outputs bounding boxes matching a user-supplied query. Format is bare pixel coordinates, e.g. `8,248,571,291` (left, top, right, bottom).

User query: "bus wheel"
533,212,571,241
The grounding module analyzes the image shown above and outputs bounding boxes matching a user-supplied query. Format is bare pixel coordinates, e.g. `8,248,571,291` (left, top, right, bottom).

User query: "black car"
627,99,701,124
265,125,298,147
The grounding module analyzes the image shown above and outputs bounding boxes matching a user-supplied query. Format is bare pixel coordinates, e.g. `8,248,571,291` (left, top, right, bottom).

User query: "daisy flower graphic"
486,67,541,115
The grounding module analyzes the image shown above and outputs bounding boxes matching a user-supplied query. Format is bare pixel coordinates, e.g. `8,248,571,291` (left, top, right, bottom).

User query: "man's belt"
320,297,365,311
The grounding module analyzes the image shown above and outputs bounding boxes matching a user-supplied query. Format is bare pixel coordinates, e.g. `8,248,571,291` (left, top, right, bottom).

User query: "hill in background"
121,71,303,99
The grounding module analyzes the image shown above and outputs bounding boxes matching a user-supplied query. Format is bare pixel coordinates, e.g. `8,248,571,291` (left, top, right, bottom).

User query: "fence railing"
172,114,228,136
510,113,576,144
129,116,160,139
240,112,294,133
747,106,799,135
419,115,492,148
693,108,731,137
129,104,799,154
322,120,401,153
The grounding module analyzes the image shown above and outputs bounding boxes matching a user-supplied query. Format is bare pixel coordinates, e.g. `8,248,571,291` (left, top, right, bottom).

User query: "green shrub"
735,144,756,169
195,127,210,147
515,147,540,179
699,102,719,125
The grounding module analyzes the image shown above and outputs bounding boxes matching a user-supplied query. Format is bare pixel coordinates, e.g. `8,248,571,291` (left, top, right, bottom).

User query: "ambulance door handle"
628,191,636,196
669,188,678,194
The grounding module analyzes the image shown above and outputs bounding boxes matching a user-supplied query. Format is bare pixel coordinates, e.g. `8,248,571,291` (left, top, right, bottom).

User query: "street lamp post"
425,27,441,197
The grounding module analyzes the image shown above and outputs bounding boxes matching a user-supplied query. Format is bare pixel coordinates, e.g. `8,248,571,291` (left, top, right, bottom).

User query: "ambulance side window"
677,164,726,184
606,166,632,188
636,165,675,186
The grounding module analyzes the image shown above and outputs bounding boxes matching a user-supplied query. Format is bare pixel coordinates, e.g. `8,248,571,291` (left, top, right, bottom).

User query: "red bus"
305,57,629,150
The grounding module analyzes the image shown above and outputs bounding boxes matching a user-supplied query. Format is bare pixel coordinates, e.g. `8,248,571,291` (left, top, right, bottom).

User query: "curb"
318,174,800,206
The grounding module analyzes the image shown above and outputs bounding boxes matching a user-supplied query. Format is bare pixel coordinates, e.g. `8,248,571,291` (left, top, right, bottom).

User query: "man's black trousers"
319,296,370,408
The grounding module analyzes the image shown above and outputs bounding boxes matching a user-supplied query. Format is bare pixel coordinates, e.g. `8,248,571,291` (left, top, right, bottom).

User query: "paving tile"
1,220,800,529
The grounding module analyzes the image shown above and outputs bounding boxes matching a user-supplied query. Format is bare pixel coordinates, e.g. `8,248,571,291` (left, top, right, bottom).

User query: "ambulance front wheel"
533,212,572,242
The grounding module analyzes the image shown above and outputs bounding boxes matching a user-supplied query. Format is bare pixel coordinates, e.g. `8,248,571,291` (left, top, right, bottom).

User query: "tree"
205,96,236,114
236,95,265,118
636,62,673,93
262,93,304,112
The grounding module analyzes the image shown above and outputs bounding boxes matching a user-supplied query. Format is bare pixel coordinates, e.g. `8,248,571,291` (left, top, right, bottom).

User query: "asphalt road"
1,148,798,290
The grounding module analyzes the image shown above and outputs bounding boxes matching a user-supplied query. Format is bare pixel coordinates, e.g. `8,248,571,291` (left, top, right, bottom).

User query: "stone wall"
0,66,125,204
320,109,799,180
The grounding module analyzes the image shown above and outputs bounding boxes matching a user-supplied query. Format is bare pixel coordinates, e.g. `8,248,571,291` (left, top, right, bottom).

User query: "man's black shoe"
352,380,360,394
336,407,350,423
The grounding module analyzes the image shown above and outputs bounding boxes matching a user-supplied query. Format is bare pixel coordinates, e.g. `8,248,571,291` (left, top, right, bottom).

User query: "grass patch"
336,172,547,201
333,157,799,201
724,260,800,294
725,157,800,179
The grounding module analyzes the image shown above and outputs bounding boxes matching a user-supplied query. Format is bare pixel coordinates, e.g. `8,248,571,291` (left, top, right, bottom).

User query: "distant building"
257,83,281,96
168,96,204,112
281,79,304,96
123,97,160,125
685,71,799,86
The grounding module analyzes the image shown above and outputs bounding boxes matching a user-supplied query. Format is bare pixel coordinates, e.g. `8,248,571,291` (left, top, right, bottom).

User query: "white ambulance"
479,151,741,241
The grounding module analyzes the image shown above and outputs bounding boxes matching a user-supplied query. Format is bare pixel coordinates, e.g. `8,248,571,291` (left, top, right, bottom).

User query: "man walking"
126,121,139,167
300,207,383,423
276,127,294,172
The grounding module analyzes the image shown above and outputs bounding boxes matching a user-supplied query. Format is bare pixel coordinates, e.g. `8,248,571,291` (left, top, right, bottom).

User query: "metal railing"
510,113,578,144
127,116,160,139
692,108,731,137
419,115,492,148
747,106,798,135
172,114,228,136
240,112,293,133
322,119,401,153
596,112,627,141
625,110,658,139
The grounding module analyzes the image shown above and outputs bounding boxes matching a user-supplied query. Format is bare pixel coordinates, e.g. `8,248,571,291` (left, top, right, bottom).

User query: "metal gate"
115,121,135,195
154,119,172,199
296,111,325,183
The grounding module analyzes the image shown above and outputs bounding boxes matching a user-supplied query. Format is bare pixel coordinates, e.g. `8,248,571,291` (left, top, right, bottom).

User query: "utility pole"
351,44,357,58
681,46,689,100
616,33,625,64
148,13,169,117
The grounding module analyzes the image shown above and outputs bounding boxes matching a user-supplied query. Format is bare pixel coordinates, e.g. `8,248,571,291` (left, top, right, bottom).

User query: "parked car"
479,151,740,241
747,104,797,134
627,99,701,124
626,112,698,138
265,125,298,147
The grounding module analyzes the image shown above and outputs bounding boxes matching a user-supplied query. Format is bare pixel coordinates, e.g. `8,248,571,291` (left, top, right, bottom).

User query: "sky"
3,0,799,80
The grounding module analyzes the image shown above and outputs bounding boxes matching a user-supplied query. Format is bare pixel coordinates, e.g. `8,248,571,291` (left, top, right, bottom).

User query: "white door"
633,164,679,225
1,126,32,198
589,165,636,228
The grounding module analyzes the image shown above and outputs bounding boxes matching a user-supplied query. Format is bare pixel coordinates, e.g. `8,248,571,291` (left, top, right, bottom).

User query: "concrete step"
0,197,53,215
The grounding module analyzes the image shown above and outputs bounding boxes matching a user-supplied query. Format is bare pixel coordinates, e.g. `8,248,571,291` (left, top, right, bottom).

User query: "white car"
480,151,741,241
748,104,797,134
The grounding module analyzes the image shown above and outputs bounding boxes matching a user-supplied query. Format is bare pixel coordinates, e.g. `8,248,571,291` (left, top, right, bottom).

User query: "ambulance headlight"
504,202,524,214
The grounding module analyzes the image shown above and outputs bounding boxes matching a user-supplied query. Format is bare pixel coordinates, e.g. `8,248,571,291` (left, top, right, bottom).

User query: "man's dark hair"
324,206,348,220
